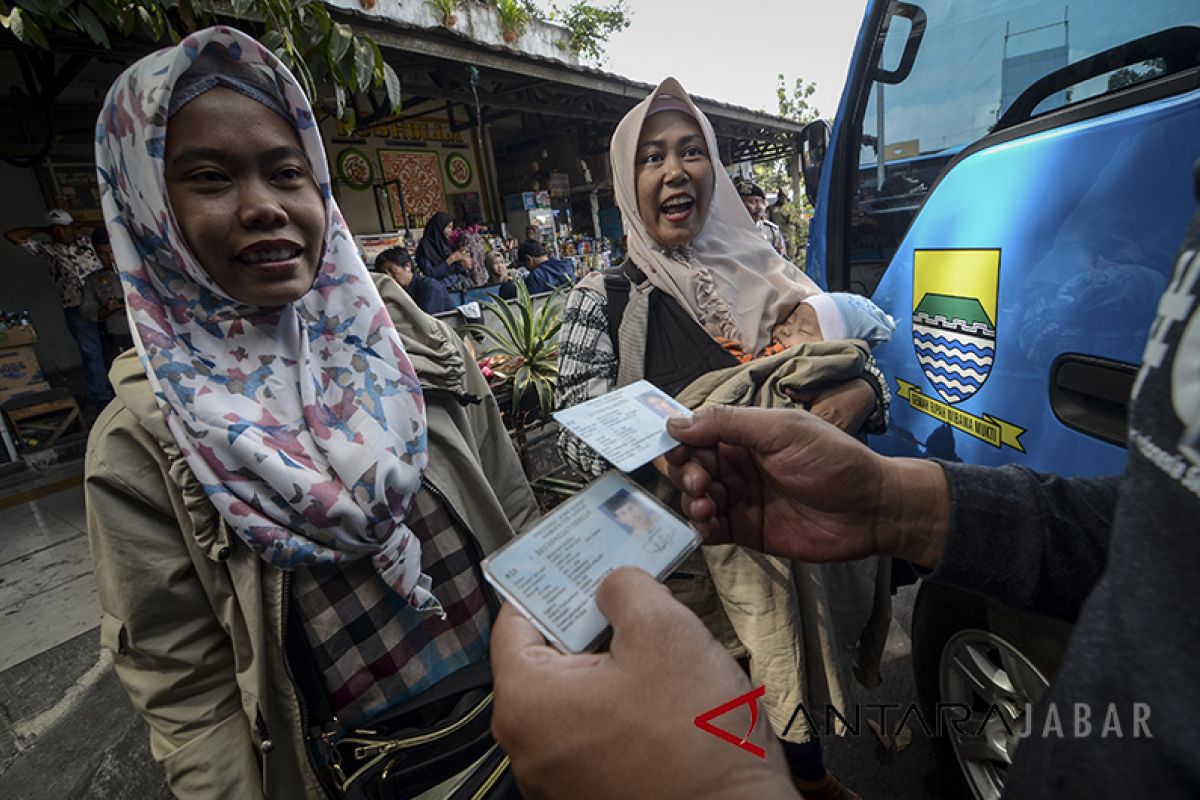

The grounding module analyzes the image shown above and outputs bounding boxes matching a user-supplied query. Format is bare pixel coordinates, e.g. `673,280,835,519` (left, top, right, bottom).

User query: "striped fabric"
292,487,491,726
556,288,620,478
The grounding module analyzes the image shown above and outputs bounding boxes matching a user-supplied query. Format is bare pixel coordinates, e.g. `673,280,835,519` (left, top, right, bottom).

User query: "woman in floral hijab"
88,26,536,798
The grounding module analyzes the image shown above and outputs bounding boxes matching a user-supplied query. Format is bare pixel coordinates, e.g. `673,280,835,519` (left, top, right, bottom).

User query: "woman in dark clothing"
452,212,490,288
415,212,472,293
377,246,453,315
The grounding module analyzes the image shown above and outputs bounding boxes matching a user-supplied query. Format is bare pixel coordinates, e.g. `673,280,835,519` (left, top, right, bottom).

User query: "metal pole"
875,82,886,192
482,124,505,230
373,185,386,232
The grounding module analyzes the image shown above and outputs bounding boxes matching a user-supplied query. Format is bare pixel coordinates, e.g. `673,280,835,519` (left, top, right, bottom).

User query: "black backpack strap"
601,261,649,361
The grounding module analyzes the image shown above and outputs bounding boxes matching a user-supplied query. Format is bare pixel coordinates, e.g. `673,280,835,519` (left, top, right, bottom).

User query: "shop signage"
335,118,466,145
445,153,473,188
336,148,374,190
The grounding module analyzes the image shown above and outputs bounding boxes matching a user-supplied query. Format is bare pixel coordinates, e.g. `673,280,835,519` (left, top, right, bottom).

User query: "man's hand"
491,568,795,800
665,406,949,567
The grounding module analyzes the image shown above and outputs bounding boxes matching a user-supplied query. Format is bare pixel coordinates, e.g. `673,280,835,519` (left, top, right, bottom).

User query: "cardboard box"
0,345,49,406
0,326,37,348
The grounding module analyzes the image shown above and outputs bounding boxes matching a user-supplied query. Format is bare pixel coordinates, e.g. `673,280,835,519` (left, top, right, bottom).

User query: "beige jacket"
677,342,893,743
85,275,539,799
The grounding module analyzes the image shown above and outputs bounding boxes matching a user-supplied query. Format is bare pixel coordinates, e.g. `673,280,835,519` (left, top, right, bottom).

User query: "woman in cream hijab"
556,78,887,799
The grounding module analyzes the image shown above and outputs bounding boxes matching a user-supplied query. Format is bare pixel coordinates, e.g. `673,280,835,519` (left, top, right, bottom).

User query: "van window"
845,1,1198,295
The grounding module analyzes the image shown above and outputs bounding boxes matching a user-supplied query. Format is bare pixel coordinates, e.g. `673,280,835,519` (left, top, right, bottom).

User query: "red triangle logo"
693,684,767,759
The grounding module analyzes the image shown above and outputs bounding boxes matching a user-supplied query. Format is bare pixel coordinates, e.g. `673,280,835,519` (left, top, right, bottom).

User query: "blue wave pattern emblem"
912,299,996,404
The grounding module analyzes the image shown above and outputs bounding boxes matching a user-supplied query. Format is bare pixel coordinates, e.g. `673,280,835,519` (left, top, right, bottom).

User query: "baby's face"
772,302,823,347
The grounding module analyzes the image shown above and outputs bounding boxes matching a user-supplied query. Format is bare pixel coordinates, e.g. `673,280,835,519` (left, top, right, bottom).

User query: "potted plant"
495,0,529,44
461,280,564,474
427,0,458,28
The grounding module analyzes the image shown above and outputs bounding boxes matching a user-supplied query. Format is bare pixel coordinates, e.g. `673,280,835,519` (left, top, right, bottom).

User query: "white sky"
596,0,871,119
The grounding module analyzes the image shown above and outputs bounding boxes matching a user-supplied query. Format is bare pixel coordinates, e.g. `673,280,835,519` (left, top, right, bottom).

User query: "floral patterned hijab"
94,27,442,615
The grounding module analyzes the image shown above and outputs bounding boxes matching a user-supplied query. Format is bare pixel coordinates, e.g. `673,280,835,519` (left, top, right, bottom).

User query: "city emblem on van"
896,249,1026,452
911,249,998,403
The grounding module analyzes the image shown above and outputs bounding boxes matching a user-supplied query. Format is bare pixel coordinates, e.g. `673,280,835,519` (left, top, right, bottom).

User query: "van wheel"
911,581,1071,800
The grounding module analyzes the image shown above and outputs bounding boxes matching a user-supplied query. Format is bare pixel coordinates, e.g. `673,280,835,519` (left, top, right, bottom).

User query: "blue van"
800,2,1199,797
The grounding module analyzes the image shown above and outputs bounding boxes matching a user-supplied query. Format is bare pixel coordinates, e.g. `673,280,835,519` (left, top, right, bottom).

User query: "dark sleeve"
928,461,1120,622
422,259,456,280
412,277,452,314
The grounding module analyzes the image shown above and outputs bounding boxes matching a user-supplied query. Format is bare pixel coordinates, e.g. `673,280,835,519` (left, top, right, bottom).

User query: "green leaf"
304,21,328,51
135,5,154,35
8,8,49,49
329,22,352,65
76,5,109,48
231,0,254,18
115,6,133,35
534,376,553,417
260,29,285,51
353,37,373,94
4,7,26,40
381,61,401,111
310,3,331,33
370,38,384,83
333,81,346,121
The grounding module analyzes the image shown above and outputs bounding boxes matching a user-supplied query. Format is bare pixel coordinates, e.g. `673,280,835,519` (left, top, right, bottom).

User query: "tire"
911,581,1072,800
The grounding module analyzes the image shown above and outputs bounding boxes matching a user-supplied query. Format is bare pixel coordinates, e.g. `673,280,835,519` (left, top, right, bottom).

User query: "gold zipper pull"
353,741,398,760
317,718,348,788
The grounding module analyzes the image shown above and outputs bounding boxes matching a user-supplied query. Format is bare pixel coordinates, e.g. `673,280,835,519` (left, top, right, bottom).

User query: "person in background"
523,224,540,245
737,178,787,256
79,228,133,366
484,249,519,301
451,212,490,288
518,240,574,294
768,185,792,226
503,237,530,283
415,211,471,294
376,246,453,315
769,185,797,257
5,208,111,406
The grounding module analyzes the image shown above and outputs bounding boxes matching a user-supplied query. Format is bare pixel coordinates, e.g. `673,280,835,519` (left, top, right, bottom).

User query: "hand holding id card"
483,472,698,653
552,380,692,472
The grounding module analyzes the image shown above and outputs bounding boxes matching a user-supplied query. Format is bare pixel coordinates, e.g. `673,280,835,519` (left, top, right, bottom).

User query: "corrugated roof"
331,4,805,135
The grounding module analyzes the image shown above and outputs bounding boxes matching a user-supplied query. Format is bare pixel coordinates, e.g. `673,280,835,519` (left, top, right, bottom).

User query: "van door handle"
1049,355,1138,447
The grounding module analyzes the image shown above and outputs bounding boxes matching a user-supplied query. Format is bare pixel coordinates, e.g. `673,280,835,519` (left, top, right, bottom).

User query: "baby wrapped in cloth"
676,292,897,743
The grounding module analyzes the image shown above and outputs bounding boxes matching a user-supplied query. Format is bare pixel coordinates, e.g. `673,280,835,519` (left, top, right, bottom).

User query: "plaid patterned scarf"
292,487,491,725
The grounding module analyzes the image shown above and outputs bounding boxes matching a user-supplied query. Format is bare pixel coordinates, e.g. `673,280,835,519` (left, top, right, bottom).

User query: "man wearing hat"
6,209,111,406
737,178,787,256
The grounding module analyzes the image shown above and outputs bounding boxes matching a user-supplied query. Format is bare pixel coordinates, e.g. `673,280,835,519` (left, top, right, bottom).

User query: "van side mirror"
799,119,831,207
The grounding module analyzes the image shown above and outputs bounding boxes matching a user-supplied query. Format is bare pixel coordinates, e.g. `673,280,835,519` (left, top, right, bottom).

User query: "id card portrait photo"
482,473,699,654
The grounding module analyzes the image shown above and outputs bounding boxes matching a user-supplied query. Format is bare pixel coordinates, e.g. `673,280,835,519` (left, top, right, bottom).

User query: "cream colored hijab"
588,77,819,354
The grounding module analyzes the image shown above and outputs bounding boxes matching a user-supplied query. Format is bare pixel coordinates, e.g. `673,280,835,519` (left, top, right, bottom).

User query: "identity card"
482,472,699,654
551,379,693,472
